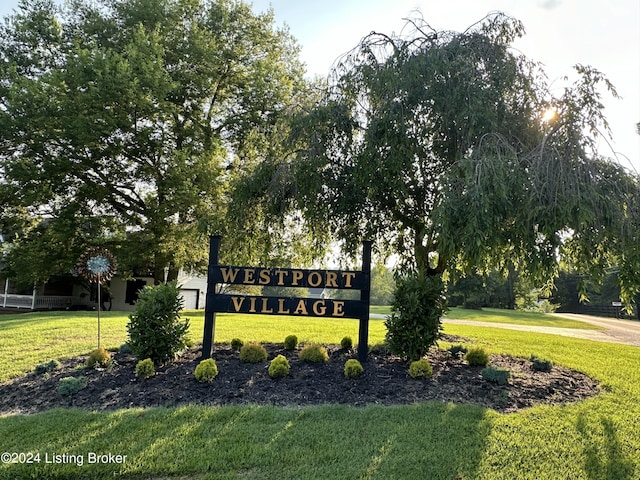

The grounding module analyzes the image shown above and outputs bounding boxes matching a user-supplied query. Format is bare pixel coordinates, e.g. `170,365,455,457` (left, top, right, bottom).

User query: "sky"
1,0,638,172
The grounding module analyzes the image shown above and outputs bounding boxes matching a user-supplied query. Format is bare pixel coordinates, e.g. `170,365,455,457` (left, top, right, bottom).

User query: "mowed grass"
0,310,639,479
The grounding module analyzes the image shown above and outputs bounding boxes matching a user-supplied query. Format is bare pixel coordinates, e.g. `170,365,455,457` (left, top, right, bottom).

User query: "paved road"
371,312,640,347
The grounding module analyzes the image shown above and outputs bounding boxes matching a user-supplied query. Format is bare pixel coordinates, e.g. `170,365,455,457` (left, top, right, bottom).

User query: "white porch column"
31,284,37,310
3,278,8,308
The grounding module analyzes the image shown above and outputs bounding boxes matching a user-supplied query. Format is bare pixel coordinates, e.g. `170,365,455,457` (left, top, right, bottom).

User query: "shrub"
465,347,489,367
299,344,329,363
230,338,244,351
119,342,132,354
87,347,112,368
57,376,87,396
408,359,433,379
448,344,468,358
340,336,353,350
127,281,190,365
481,366,511,385
344,359,364,379
385,272,446,360
194,358,218,383
283,335,298,351
135,358,155,379
35,359,60,375
268,355,290,378
530,355,553,372
239,343,268,363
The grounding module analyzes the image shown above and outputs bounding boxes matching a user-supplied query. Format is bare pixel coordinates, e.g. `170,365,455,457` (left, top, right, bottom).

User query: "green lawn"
444,306,602,329
0,310,638,479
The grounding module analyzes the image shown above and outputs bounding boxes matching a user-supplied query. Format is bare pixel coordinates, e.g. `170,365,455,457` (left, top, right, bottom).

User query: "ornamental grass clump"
135,358,155,379
465,347,489,367
408,359,433,379
344,359,364,379
340,336,353,350
481,366,511,385
299,344,329,363
268,355,290,378
283,335,298,351
194,358,218,383
239,343,268,363
87,347,112,368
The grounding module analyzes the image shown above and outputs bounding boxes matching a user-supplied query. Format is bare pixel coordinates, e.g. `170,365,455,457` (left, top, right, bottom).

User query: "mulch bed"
0,335,600,415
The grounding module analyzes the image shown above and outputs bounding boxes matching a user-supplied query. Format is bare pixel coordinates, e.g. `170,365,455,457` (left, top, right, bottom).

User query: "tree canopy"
279,13,639,305
0,0,306,285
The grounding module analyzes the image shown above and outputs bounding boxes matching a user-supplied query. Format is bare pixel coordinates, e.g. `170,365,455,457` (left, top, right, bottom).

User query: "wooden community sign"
202,236,373,362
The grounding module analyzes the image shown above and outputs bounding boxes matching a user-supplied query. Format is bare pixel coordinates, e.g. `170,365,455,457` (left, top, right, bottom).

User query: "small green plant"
268,355,291,378
35,359,60,375
448,344,468,358
239,343,268,363
408,359,433,379
87,347,112,368
127,280,190,365
465,347,489,367
481,366,511,385
530,355,553,372
194,358,218,383
231,338,244,351
135,358,155,379
340,336,353,350
344,359,364,378
57,376,87,396
119,342,132,354
299,344,329,363
283,334,298,351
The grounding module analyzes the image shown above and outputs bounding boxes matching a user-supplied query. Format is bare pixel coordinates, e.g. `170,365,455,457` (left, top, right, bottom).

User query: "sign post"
202,236,372,362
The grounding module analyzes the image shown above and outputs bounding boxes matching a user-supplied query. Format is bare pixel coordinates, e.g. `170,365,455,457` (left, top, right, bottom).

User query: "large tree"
0,0,306,285
280,13,639,306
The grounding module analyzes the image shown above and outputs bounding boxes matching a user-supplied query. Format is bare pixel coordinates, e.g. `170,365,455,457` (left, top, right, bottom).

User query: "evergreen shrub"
283,335,298,350
344,359,364,378
299,344,329,363
481,366,511,385
530,355,553,372
239,343,268,363
408,359,433,379
340,336,353,350
135,358,155,379
87,347,112,368
57,376,87,396
35,359,60,374
465,347,489,367
127,281,190,365
385,272,446,360
231,338,244,351
268,355,290,378
194,358,218,382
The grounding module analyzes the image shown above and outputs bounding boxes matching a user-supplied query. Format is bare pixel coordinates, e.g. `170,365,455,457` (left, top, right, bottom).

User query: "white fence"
2,294,85,310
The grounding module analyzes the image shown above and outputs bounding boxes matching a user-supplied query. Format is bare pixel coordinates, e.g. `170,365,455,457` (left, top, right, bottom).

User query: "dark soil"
0,335,599,415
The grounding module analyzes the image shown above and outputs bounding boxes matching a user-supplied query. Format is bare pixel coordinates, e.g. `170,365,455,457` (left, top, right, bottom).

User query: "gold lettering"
277,298,290,314
231,296,245,311
325,271,338,288
312,300,327,315
243,269,256,284
308,271,322,287
293,299,308,315
249,297,257,313
261,297,273,314
258,269,270,285
332,300,345,317
220,267,240,283
291,270,304,286
275,269,288,286
341,272,356,288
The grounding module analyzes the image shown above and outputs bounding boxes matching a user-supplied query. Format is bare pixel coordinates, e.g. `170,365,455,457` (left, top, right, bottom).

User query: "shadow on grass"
577,413,635,480
0,402,493,480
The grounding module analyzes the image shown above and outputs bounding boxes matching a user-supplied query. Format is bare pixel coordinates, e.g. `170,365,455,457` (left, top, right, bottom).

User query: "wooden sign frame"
202,236,372,362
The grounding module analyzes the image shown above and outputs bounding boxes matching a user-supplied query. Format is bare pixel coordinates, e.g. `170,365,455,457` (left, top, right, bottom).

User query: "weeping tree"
265,13,639,357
